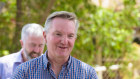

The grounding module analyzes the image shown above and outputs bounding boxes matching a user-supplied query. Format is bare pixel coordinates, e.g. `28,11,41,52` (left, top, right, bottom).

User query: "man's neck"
48,55,69,78
21,51,28,62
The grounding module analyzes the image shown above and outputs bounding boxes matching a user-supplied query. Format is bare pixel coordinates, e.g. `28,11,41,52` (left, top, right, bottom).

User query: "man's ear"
43,31,47,43
20,40,24,48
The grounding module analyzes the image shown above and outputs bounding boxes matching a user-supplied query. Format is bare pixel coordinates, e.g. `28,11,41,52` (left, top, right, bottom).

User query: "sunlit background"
0,0,140,79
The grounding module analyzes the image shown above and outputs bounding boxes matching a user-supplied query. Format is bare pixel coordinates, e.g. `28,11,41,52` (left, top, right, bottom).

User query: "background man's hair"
21,23,44,42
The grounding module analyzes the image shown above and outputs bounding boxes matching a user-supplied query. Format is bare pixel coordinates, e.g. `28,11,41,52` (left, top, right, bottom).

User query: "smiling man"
12,11,98,79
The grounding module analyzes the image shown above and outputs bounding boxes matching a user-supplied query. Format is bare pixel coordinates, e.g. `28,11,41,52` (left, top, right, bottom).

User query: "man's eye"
56,33,61,36
68,35,74,38
39,44,43,47
30,44,36,47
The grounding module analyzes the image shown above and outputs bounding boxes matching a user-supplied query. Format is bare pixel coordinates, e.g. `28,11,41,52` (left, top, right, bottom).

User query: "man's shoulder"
71,56,98,78
17,55,43,69
12,55,44,78
0,52,19,63
71,56,95,71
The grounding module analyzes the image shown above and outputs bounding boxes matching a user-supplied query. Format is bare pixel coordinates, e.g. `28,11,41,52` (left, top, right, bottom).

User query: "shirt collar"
42,50,72,70
64,56,71,70
14,49,24,63
43,50,49,70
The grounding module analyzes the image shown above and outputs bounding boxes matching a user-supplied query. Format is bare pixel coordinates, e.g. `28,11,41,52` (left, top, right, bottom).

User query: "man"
0,23,45,79
12,11,98,79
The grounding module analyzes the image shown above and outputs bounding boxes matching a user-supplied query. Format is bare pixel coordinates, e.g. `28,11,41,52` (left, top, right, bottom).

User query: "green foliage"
0,0,16,53
0,50,9,57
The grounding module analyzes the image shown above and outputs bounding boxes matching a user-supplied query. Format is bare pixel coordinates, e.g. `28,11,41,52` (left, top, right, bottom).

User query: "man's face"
44,17,76,59
22,35,45,60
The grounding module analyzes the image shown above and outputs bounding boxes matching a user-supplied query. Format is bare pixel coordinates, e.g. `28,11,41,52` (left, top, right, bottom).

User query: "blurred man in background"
0,23,45,79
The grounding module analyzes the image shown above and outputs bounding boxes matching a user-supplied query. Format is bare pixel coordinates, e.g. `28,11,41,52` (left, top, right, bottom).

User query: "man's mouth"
59,46,67,49
30,52,40,58
31,53,38,58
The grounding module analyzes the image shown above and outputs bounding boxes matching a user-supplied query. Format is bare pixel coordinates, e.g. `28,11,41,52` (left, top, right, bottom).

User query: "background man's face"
22,35,45,60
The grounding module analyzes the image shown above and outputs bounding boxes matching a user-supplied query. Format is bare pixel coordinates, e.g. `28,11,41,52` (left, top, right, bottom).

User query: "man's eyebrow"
54,30,61,33
39,43,44,45
69,33,74,35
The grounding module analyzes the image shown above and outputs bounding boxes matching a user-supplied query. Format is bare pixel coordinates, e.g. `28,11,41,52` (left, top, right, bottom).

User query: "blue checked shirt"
12,51,98,79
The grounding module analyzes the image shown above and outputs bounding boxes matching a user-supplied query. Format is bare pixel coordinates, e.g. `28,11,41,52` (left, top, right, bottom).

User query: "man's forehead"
28,34,43,38
25,34,44,42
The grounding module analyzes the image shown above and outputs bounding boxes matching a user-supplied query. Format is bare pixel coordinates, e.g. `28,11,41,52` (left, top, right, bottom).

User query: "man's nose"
61,36,68,45
34,46,40,53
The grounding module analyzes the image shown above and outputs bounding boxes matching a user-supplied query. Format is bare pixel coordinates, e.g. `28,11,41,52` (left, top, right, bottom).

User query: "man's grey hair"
44,11,79,37
21,23,44,42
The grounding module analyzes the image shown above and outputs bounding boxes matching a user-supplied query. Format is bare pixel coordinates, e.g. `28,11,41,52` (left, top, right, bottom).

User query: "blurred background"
0,0,140,79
